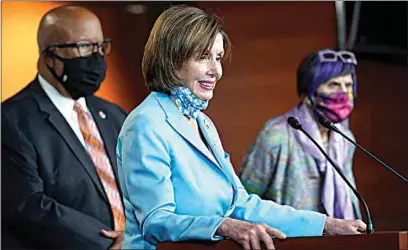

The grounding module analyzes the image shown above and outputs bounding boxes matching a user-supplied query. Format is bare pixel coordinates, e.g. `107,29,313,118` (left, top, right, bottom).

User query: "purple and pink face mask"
314,92,354,123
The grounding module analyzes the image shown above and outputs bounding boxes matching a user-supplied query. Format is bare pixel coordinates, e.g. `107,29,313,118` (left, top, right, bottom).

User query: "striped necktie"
74,101,125,231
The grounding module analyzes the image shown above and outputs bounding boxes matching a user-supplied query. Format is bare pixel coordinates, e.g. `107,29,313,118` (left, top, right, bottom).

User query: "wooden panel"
158,231,408,250
87,0,408,234
195,2,337,171
77,2,150,112
350,62,408,231
4,1,406,234
194,2,408,231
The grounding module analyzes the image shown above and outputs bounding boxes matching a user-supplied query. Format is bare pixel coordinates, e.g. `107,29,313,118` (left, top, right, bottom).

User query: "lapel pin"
212,139,217,149
204,119,210,130
98,111,106,119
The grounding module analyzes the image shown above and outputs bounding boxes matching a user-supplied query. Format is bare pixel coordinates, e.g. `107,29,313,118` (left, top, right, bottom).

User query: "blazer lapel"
168,116,222,168
153,92,222,169
32,80,108,201
197,115,237,181
197,114,239,202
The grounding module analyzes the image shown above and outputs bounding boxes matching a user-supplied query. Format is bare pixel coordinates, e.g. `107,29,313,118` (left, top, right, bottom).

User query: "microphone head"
287,116,302,130
317,114,334,129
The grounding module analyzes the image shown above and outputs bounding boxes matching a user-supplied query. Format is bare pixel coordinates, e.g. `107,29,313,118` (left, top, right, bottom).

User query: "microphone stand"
318,116,408,183
287,117,375,234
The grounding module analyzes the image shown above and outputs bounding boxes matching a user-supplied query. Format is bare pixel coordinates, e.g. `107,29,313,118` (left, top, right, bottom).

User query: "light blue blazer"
116,92,326,249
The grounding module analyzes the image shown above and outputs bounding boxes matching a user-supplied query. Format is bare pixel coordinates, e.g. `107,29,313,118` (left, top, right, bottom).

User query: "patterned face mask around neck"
170,86,209,119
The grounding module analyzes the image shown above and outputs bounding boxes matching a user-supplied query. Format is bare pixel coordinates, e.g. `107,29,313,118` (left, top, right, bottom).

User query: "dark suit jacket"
1,78,127,249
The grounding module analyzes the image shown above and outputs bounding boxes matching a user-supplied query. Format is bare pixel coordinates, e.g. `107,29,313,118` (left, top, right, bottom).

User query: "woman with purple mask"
240,49,361,221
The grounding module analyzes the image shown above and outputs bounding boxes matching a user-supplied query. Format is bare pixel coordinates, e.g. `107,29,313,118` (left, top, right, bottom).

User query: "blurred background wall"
2,1,407,231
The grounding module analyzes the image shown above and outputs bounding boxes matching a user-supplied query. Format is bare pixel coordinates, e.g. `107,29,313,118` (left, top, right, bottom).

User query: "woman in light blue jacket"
116,5,366,250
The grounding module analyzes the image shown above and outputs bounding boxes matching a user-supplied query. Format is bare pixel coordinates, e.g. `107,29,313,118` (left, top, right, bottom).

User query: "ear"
175,68,181,78
42,50,54,68
303,96,315,108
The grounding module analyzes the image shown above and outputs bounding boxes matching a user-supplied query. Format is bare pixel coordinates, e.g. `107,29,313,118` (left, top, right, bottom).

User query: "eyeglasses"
44,39,112,57
318,49,358,65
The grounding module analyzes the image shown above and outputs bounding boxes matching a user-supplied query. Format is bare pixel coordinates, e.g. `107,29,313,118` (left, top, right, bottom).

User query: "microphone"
318,115,408,183
287,116,374,234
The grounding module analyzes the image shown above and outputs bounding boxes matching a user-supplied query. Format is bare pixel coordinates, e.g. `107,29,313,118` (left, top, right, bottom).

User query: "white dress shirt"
38,74,93,148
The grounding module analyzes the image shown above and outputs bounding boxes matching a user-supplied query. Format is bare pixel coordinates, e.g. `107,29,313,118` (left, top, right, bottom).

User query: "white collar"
37,74,89,115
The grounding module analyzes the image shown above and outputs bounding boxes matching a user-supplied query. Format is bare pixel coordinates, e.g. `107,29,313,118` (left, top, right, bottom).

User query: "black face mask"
46,52,107,100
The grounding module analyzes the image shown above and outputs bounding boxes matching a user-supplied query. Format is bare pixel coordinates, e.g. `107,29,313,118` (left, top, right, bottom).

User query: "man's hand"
324,217,367,235
101,229,124,250
216,218,286,250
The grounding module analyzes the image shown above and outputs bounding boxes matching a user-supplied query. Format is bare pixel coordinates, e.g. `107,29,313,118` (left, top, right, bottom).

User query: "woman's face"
177,33,224,101
313,74,355,123
317,74,354,97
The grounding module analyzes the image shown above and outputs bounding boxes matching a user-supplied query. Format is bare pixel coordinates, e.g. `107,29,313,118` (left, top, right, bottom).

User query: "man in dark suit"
2,5,127,249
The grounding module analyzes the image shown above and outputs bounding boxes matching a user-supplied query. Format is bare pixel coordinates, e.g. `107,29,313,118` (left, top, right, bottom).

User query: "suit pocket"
50,167,89,207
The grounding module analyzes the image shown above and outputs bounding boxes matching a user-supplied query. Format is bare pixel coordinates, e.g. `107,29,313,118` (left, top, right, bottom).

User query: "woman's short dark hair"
296,49,358,101
142,5,231,94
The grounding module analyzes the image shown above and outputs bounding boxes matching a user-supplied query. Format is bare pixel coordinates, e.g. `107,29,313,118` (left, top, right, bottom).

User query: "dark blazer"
1,78,127,249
